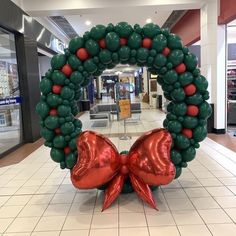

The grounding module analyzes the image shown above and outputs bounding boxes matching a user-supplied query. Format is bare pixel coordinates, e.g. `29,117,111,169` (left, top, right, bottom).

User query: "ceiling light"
85,20,91,26
146,18,152,23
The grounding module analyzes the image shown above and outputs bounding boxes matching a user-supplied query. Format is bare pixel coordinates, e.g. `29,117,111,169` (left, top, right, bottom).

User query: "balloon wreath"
36,22,211,210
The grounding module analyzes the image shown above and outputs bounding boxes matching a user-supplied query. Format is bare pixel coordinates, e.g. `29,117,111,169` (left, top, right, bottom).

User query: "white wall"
38,56,51,78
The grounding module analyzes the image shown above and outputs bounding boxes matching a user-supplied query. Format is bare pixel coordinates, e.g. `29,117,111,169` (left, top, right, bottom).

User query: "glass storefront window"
0,27,22,155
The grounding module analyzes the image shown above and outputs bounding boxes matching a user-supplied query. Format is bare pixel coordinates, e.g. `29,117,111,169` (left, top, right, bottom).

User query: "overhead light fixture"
146,18,152,23
85,20,91,26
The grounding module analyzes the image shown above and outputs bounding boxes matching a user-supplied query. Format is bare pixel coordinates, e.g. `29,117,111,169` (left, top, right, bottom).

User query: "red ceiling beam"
218,0,236,24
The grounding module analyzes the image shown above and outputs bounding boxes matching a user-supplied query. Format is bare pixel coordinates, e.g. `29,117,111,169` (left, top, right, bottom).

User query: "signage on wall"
0,96,21,106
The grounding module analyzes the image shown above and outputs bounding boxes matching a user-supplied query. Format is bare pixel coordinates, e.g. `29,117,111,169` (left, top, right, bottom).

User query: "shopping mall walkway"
0,108,236,236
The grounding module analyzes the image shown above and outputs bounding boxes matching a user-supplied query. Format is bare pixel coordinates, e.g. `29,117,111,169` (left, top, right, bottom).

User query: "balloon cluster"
36,22,211,180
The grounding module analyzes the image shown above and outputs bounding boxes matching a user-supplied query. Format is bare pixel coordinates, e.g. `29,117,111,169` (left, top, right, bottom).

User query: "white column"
200,0,226,131
143,67,148,93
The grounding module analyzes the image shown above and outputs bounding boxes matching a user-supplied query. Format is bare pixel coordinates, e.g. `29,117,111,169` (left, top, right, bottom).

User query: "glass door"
0,27,22,155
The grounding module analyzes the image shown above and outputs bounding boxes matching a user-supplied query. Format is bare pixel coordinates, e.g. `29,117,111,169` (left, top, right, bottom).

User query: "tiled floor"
0,108,236,235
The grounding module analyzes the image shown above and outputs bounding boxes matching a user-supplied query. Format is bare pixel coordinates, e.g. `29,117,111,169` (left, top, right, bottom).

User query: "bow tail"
102,174,125,211
129,173,158,210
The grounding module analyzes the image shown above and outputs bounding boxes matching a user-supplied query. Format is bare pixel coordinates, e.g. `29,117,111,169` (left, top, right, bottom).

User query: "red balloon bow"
71,128,176,211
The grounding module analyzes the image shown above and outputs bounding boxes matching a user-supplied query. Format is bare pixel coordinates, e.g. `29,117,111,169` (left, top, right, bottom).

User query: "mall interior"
0,0,236,235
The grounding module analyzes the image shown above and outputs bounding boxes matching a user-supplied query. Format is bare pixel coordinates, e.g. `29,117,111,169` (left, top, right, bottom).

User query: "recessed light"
85,20,91,26
146,18,152,23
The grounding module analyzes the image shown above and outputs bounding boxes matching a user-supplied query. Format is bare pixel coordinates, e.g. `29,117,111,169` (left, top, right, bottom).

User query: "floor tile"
172,210,204,225
162,188,187,199
190,197,220,209
179,179,202,188
219,177,236,185
227,185,236,194
63,215,92,230
27,194,53,205
120,227,149,236
43,204,71,216
0,218,14,234
6,217,39,233
0,205,24,218
198,178,223,187
146,211,175,226
90,228,118,236
68,202,94,215
5,195,32,206
205,186,234,196
119,212,147,227
15,186,39,195
36,185,59,194
119,193,144,213
60,230,89,236
225,208,236,223
18,204,48,217
3,233,31,236
0,196,10,206
198,209,232,224
51,193,75,204
91,213,118,229
149,226,180,236
31,232,60,236
184,187,210,198
0,187,19,196
178,224,212,236
166,198,194,211
208,223,236,236
214,196,236,208
34,216,65,231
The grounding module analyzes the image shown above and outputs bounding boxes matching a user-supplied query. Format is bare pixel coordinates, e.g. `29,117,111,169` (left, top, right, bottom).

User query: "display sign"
115,82,131,120
0,96,21,106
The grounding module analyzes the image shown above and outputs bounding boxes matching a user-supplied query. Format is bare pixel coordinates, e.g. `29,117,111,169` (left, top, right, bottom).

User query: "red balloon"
142,38,152,49
76,48,89,61
175,63,186,74
187,105,199,116
49,109,58,116
71,129,175,211
162,47,170,56
64,146,71,154
54,128,61,134
120,38,128,46
52,85,62,94
99,38,106,48
184,84,196,96
61,64,72,77
182,128,193,138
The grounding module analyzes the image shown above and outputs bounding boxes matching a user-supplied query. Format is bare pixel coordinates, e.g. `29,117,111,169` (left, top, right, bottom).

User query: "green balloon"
83,31,90,41
70,71,84,85
193,126,207,142
166,113,177,120
168,49,184,67
115,22,133,37
75,89,83,100
60,161,66,169
129,57,136,65
175,166,182,179
52,71,67,85
183,116,198,129
58,105,72,117
68,55,81,70
106,62,116,68
167,34,183,49
152,34,167,52
53,135,67,148
162,83,173,92
50,148,65,163
167,120,182,133
164,92,172,100
175,134,190,149
47,94,61,107
99,49,112,64
179,72,194,87
186,93,203,105
51,54,66,70
85,39,99,56
171,149,182,165
128,32,142,49
118,46,130,62
137,48,149,63
194,75,208,93
61,122,75,135
84,59,97,73
45,116,59,130
184,53,198,71
69,138,77,150
153,54,167,68
69,36,84,53
106,23,114,33
163,70,178,84
74,119,82,129
90,25,106,40
45,69,52,79
36,102,49,118
40,78,52,95
65,153,77,169
40,127,55,141
105,32,120,51
181,146,196,162
81,78,90,87
60,86,75,100
199,102,212,119
142,23,161,38
171,88,186,102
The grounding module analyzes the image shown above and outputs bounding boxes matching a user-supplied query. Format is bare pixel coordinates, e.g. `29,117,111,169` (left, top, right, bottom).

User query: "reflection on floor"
0,108,236,236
